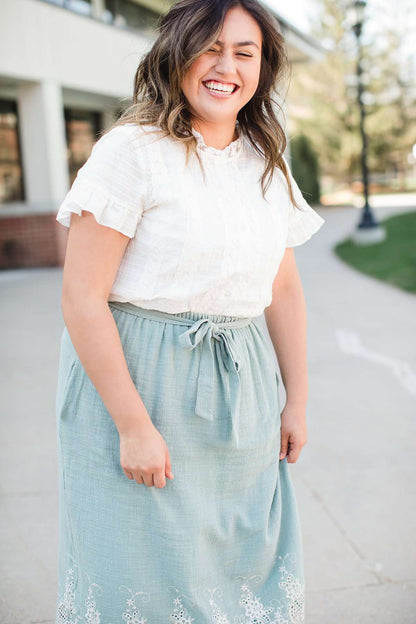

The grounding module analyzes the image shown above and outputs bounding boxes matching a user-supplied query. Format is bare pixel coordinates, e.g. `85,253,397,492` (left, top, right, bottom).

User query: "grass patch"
334,211,416,293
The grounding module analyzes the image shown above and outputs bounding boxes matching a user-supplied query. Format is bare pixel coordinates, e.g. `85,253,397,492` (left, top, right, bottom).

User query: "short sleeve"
56,124,146,239
282,155,325,247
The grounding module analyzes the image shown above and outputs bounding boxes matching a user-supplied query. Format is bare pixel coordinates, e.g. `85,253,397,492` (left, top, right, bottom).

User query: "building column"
91,0,106,20
17,79,69,214
16,80,70,266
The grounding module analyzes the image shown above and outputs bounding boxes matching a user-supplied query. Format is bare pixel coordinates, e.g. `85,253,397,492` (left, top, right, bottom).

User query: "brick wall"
0,214,67,269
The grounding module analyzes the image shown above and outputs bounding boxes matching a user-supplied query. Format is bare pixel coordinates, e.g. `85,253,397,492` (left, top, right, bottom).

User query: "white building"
0,0,323,268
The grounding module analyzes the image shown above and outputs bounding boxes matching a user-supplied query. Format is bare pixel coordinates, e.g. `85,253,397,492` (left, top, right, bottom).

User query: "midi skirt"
55,301,305,624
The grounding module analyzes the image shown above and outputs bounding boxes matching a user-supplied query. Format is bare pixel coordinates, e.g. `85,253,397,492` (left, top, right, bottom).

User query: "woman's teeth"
203,81,237,94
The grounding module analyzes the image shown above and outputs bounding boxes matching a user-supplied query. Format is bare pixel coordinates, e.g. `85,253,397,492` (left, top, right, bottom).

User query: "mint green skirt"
55,301,305,623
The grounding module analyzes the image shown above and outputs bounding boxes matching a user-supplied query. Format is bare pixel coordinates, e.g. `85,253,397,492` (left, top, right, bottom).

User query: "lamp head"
347,0,367,29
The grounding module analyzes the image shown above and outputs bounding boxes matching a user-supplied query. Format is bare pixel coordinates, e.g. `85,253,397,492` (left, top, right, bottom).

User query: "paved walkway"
0,201,415,622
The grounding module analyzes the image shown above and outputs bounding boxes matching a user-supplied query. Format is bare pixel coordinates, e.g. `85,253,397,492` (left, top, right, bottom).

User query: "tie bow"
178,316,250,447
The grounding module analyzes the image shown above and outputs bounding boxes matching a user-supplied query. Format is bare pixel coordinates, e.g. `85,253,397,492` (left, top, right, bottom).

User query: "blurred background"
0,1,415,622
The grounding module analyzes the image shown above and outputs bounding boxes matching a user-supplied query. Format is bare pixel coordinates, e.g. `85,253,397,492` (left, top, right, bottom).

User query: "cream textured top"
56,122,325,317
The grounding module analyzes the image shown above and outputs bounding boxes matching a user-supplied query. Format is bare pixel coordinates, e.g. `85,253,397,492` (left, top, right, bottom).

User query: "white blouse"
56,122,325,317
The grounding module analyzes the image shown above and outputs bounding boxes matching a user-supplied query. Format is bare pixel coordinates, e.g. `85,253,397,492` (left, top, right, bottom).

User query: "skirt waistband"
108,301,255,448
108,301,253,329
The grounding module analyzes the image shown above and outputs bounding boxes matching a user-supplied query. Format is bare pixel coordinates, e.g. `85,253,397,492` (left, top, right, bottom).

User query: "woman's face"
180,6,263,127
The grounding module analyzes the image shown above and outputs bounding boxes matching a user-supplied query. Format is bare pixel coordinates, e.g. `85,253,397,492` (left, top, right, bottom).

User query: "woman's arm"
60,211,174,488
264,247,308,463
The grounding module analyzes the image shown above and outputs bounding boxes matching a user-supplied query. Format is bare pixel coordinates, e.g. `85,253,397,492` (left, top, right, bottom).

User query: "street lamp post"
347,0,386,244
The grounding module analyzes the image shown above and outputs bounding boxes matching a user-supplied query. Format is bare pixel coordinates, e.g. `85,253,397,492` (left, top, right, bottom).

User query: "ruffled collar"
191,123,244,159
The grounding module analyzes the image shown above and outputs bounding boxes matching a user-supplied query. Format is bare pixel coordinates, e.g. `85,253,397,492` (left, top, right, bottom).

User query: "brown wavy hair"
108,0,300,206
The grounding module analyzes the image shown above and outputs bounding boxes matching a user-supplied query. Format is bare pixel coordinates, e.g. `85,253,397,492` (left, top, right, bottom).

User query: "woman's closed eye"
207,49,253,57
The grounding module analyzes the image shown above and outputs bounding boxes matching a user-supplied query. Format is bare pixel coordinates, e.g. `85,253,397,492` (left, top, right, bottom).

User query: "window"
43,0,92,17
64,108,102,185
0,100,24,204
104,0,159,32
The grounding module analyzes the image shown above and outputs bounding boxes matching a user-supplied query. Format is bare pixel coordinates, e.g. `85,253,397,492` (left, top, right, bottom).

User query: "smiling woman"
54,1,325,622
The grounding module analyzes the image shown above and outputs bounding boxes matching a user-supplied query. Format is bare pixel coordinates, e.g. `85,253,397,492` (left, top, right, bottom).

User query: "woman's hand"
119,420,174,488
279,403,307,463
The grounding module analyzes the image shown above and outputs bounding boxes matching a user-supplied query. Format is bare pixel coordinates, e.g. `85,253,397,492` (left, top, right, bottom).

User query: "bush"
289,134,321,204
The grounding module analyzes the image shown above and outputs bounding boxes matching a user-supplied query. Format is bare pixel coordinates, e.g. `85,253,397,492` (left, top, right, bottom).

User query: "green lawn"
334,211,416,293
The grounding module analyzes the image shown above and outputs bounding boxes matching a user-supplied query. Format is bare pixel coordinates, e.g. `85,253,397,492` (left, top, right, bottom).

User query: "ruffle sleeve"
282,155,325,247
55,124,147,239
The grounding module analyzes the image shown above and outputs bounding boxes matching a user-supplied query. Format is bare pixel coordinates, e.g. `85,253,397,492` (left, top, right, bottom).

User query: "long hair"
108,0,301,206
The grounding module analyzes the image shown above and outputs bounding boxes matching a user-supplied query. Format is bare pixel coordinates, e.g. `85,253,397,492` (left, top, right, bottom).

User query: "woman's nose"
214,53,237,77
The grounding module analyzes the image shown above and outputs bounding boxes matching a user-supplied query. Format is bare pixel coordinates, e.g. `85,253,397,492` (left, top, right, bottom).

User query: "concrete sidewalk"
0,203,415,622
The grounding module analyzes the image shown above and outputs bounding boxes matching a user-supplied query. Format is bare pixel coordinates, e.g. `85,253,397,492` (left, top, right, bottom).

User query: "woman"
55,0,325,622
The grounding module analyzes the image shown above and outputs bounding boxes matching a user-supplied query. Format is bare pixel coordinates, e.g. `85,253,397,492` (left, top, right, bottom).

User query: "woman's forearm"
264,283,308,408
61,296,152,434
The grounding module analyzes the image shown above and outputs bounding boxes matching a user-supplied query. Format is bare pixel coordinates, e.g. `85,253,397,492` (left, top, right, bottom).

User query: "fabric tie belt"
108,302,253,448
178,316,253,448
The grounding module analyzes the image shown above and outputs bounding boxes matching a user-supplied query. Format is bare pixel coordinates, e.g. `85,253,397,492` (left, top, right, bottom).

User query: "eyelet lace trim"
191,124,245,159
56,552,304,624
